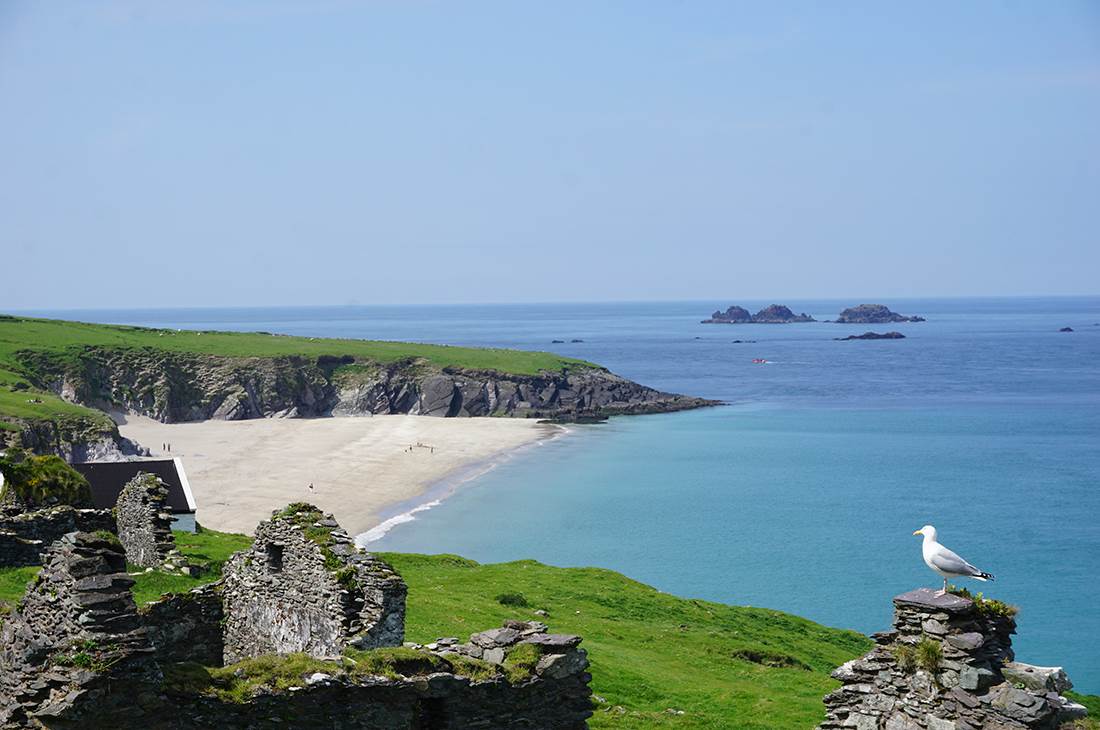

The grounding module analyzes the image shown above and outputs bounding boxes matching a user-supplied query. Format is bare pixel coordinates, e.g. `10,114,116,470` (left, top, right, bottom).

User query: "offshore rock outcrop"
834,304,925,323
835,331,906,341
18,348,716,428
702,304,816,324
818,589,1087,730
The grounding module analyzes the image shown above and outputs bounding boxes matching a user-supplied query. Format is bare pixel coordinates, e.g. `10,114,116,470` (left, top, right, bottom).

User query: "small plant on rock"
892,643,916,671
915,638,943,673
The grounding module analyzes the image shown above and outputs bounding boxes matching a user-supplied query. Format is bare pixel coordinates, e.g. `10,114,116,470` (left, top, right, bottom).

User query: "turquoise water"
32,298,1100,690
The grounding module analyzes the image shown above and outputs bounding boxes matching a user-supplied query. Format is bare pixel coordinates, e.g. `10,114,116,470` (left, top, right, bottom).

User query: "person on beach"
308,482,314,494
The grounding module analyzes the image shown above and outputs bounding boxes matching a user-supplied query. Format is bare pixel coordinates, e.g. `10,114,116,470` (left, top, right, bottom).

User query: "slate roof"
72,458,197,514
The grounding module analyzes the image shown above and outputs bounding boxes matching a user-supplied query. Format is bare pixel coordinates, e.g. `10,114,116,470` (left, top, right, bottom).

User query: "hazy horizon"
3,1,1098,309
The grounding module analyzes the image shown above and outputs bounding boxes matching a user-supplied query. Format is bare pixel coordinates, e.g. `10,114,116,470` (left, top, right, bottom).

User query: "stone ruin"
115,472,176,568
0,532,160,727
0,504,115,568
0,505,593,729
0,470,195,578
221,504,407,662
819,588,1087,730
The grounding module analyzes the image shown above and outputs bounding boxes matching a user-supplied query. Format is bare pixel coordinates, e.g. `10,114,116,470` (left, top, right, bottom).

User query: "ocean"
28,297,1100,691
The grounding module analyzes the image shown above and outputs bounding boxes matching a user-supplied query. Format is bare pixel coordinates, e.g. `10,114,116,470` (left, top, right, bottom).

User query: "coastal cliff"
20,348,714,424
0,317,716,457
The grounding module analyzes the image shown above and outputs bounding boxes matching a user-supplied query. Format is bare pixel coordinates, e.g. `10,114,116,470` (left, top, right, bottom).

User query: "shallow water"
31,297,1100,690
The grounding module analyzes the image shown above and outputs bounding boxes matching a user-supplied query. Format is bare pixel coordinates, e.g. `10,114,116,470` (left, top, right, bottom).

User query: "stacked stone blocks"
221,504,407,663
819,588,1086,730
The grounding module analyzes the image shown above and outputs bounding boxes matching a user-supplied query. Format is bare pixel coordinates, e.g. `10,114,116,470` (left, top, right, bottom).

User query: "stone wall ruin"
221,504,406,663
819,588,1087,730
0,517,592,729
115,472,177,568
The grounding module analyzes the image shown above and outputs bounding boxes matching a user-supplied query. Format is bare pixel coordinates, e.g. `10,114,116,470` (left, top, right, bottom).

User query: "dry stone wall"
140,583,225,666
221,505,406,663
0,531,160,728
819,588,1087,730
0,527,593,730
0,505,115,567
115,472,176,568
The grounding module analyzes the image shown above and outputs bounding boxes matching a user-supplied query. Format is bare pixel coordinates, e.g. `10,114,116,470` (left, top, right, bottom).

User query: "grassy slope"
0,315,598,425
380,553,871,729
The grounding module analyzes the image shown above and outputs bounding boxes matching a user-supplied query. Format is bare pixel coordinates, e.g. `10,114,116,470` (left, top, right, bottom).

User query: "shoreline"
355,423,570,546
115,414,562,536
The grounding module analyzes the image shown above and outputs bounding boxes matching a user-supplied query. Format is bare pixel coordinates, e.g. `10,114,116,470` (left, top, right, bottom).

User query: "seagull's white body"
914,525,994,594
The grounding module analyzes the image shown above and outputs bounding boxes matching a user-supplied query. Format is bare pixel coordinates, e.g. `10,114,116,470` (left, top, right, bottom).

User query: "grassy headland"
0,314,598,431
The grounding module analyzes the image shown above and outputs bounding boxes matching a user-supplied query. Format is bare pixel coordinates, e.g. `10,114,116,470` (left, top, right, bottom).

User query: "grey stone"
1001,662,1072,693
222,506,406,662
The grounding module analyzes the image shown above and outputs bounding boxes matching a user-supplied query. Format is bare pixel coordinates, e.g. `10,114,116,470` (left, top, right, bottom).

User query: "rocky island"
702,304,816,324
834,331,906,341
833,304,925,323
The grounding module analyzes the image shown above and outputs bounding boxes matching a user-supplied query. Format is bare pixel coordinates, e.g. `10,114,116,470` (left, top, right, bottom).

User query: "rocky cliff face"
18,347,716,426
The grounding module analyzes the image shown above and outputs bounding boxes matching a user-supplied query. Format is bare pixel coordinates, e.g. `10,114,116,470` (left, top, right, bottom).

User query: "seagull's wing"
929,545,983,577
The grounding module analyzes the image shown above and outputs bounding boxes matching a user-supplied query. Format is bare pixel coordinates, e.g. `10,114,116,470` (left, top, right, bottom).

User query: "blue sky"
2,1,1098,308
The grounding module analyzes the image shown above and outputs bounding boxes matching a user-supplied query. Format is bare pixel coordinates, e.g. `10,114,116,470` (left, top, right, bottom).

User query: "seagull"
913,525,994,596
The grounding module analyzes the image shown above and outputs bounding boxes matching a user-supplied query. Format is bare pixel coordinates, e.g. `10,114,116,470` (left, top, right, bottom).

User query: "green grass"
0,528,252,607
129,527,252,605
0,315,598,427
379,553,872,729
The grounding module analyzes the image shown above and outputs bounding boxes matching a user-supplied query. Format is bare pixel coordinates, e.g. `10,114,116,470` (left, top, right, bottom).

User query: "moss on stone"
502,642,541,683
948,585,1018,618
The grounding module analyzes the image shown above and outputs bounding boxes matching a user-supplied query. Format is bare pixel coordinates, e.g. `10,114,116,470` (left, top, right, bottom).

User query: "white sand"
115,414,560,537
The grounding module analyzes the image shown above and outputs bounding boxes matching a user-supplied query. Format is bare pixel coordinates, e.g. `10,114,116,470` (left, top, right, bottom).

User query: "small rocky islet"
832,303,926,323
835,331,906,341
702,302,925,325
702,304,816,324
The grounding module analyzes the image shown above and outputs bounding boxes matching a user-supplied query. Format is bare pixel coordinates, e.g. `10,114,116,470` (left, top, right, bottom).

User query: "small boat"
752,358,768,364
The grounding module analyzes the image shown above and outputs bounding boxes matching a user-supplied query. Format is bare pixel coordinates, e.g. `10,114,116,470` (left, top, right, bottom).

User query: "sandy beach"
115,414,561,537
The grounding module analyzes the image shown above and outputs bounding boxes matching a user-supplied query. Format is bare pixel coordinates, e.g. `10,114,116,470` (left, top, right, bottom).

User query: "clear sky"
2,1,1098,309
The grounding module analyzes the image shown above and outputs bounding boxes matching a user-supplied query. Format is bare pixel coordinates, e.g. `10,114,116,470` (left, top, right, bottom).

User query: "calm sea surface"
30,298,1100,690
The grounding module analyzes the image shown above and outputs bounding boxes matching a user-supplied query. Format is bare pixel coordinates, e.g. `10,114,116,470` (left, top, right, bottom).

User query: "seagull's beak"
912,529,922,536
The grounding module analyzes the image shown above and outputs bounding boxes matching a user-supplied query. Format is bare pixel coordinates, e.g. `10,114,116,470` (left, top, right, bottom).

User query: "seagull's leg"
936,577,947,597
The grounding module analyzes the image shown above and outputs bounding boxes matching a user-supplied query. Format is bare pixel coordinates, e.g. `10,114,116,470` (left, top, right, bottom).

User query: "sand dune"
116,414,560,537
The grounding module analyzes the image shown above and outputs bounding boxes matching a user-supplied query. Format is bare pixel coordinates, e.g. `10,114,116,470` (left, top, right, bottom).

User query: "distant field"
0,315,597,425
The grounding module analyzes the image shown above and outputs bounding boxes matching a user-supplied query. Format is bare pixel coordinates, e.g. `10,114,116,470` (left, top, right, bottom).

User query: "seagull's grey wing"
930,546,982,577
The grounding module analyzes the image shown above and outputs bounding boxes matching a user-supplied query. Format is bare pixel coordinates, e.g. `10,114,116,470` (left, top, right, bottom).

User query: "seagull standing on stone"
913,525,994,595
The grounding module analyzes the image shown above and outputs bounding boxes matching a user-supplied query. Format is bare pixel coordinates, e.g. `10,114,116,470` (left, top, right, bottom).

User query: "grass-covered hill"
0,315,712,455
0,314,594,425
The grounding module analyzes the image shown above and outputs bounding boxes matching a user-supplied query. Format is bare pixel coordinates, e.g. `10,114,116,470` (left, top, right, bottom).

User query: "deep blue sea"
29,298,1100,691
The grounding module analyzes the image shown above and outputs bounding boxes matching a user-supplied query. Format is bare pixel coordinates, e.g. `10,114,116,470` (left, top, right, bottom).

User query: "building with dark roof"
72,458,197,532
